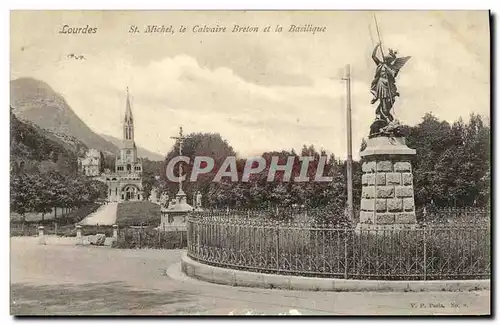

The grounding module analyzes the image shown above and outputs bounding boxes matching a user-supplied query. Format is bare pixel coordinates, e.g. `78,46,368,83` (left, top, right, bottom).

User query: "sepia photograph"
9,9,491,316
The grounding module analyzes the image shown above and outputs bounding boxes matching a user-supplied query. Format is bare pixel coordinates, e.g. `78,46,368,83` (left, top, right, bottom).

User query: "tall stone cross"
170,127,189,194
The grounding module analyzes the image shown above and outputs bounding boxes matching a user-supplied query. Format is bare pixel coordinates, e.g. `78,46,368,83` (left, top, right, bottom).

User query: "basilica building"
99,88,144,202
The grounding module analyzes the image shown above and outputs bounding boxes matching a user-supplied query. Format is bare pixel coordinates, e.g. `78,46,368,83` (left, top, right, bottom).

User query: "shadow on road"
11,281,196,315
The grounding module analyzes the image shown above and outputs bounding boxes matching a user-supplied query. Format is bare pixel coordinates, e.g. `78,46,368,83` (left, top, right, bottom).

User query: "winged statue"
370,42,411,125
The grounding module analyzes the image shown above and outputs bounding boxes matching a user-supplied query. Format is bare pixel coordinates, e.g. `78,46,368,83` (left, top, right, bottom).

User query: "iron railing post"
276,226,280,271
423,223,427,281
138,226,142,249
344,228,348,279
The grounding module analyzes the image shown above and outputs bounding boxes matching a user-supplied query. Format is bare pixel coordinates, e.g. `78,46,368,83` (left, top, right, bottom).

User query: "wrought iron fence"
187,210,490,280
9,222,113,237
417,206,490,224
10,223,39,237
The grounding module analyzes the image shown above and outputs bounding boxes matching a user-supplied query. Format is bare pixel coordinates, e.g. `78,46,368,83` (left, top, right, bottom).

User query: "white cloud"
19,54,352,157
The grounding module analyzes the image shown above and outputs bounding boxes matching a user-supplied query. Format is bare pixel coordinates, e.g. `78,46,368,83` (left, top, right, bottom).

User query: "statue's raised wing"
391,56,411,73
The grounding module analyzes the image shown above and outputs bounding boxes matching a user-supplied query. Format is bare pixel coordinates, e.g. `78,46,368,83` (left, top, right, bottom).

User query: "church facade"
99,88,144,202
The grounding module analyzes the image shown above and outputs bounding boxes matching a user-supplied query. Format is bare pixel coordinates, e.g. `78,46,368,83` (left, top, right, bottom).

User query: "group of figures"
369,42,411,137
158,190,202,210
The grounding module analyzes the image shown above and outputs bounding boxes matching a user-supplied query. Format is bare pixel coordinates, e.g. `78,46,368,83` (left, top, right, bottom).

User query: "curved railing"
186,210,490,280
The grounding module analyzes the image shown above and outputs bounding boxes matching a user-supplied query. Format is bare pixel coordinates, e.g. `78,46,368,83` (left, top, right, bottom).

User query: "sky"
10,10,490,159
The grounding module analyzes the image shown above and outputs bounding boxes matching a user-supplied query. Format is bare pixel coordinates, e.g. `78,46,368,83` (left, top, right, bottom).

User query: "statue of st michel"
369,41,411,137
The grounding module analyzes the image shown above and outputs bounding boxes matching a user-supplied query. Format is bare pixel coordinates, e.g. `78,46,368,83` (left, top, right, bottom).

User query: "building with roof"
78,148,101,177
98,88,144,202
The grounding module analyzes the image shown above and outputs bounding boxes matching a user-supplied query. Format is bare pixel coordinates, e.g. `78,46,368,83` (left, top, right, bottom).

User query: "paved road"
10,237,490,315
79,203,117,226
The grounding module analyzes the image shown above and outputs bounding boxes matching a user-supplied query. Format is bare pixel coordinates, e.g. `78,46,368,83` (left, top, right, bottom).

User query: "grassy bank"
116,201,161,227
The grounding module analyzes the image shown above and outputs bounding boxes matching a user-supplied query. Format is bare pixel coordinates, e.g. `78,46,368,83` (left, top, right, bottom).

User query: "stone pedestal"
160,189,192,231
357,136,417,230
76,225,83,245
38,226,46,245
112,224,118,240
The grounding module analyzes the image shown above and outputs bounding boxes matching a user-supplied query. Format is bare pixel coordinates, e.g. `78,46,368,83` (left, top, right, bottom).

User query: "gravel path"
79,203,117,226
10,237,491,315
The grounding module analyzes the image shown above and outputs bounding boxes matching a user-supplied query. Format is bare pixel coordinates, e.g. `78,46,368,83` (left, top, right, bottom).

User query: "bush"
113,227,186,249
55,225,114,237
416,206,490,224
10,203,102,228
61,203,103,225
347,227,490,280
10,226,38,237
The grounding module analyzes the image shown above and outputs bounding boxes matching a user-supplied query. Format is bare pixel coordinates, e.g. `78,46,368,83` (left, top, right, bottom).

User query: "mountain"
99,133,164,161
10,108,83,174
10,77,119,155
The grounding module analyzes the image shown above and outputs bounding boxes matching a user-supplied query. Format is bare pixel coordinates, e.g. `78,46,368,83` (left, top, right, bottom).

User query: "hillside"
10,77,119,155
99,133,164,161
10,109,83,174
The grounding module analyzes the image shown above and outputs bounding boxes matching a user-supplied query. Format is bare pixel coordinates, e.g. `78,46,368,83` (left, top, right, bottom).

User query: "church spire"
123,87,135,143
125,86,133,122
117,86,141,178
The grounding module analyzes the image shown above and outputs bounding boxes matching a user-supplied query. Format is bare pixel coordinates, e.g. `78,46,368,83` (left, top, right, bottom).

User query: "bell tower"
121,87,137,163
116,87,141,175
104,87,143,203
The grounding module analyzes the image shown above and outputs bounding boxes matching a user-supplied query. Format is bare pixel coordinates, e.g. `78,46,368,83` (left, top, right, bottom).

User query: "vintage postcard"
10,10,491,316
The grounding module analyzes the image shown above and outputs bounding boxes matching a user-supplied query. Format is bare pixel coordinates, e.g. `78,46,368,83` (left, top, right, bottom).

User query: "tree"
405,112,490,208
36,172,56,221
10,110,111,222
162,132,236,200
99,151,105,173
141,158,164,200
10,173,35,222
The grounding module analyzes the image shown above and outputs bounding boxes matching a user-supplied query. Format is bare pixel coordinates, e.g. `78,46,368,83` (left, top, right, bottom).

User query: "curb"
181,253,490,292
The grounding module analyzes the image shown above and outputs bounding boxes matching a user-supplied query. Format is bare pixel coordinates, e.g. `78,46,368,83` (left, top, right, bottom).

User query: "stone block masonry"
387,198,403,212
402,173,413,186
359,158,416,225
395,186,413,198
375,213,395,224
362,187,375,198
376,199,386,212
376,173,386,185
394,162,412,172
376,186,395,198
377,161,393,172
362,161,376,173
395,212,416,224
403,198,415,211
362,174,374,185
361,199,374,211
386,173,401,185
